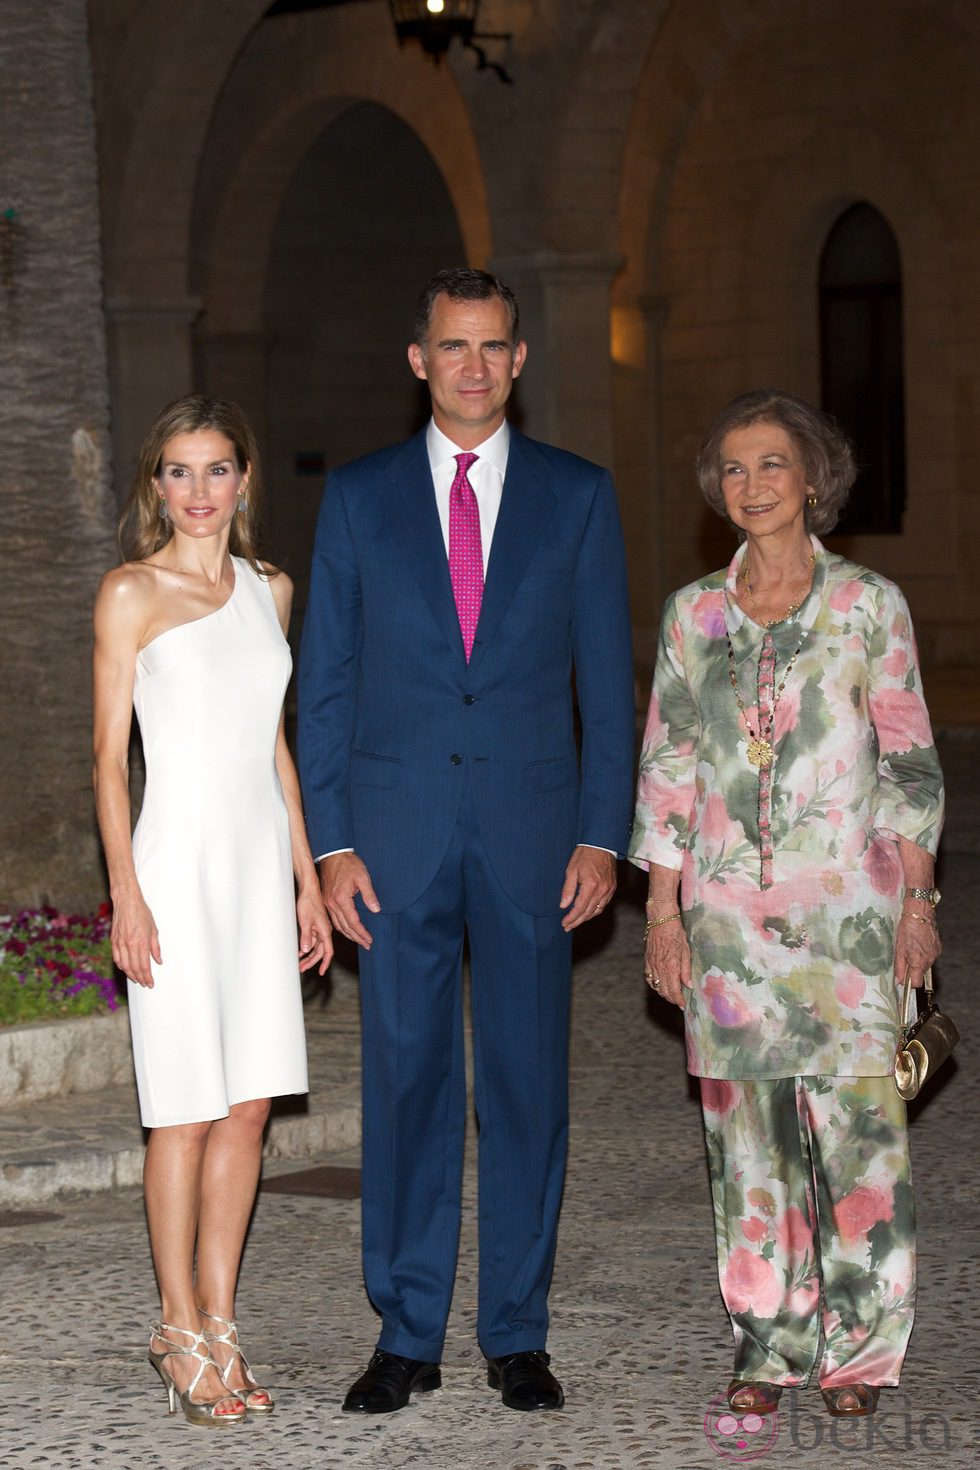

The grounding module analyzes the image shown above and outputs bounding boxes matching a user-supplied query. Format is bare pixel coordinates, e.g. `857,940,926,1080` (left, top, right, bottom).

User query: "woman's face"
153,429,248,541
718,421,810,541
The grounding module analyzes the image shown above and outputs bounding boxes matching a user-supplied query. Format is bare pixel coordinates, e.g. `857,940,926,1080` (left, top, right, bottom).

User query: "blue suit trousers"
357,776,573,1362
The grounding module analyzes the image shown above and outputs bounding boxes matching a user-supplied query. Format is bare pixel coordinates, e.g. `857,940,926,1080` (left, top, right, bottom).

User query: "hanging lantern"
388,1,478,58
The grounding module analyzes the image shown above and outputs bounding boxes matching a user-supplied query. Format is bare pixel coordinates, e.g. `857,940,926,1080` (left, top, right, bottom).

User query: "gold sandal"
727,1380,783,1416
821,1383,880,1417
201,1309,275,1414
148,1322,246,1427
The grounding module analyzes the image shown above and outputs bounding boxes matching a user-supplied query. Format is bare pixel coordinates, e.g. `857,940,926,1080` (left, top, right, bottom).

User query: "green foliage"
0,906,123,1026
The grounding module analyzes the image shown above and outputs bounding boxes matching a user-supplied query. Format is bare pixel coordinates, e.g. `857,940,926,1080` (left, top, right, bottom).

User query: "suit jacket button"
450,753,462,765
463,695,475,705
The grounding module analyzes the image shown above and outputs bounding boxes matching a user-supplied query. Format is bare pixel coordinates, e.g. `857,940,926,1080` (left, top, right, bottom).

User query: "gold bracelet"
904,911,937,925
645,912,681,933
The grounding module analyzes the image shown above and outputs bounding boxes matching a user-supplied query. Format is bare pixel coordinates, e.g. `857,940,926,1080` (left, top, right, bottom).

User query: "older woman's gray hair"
697,389,857,537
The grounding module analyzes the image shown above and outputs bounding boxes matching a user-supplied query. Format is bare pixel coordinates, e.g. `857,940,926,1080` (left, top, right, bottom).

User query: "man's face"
408,293,527,448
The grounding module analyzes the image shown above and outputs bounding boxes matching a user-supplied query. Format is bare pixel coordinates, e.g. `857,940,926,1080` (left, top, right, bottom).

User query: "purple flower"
2,905,122,1020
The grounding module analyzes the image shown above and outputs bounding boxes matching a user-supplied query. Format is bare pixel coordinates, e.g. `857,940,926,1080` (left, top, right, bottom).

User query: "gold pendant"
746,738,773,769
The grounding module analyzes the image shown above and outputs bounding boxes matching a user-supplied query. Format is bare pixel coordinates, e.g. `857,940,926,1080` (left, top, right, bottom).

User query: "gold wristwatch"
904,886,940,906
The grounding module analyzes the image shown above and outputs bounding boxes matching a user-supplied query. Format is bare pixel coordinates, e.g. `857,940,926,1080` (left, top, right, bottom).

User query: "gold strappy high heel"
200,1309,275,1415
148,1322,246,1427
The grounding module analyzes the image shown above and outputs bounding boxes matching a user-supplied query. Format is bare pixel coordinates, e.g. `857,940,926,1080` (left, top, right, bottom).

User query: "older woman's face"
719,421,810,541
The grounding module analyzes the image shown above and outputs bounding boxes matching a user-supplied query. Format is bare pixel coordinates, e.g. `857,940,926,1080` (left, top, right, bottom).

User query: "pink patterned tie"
448,452,483,661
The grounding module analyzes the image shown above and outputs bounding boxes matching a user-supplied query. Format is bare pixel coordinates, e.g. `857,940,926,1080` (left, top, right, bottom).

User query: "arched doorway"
819,202,906,535
263,101,465,599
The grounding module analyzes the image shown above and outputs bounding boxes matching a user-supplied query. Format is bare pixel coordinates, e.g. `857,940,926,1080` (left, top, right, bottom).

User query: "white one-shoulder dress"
127,558,309,1127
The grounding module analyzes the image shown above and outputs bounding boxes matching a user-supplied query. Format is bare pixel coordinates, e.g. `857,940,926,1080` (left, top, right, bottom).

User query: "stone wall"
0,1,117,909
616,0,980,677
85,0,980,690
3,0,978,907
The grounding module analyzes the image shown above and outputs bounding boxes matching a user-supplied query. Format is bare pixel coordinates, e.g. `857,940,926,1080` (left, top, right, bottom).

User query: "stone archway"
94,0,490,497
259,99,467,607
190,14,490,340
184,9,490,610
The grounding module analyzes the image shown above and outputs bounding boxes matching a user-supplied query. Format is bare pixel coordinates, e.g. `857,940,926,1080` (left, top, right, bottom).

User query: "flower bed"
0,905,122,1027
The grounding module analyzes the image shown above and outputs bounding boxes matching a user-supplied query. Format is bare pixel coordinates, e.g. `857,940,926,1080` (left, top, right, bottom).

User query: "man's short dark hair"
413,267,520,350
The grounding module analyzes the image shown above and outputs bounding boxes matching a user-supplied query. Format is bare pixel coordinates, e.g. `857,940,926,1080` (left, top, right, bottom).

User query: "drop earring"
158,499,168,520
237,496,247,513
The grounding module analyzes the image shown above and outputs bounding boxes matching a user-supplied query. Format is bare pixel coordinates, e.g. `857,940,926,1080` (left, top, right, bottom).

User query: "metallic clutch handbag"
894,968,959,1101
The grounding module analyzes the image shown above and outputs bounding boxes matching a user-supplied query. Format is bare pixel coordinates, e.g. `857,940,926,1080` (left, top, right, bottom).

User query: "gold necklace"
739,552,815,628
726,631,806,768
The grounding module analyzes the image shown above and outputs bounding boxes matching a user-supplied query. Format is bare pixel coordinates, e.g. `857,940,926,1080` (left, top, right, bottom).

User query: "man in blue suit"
298,268,634,1414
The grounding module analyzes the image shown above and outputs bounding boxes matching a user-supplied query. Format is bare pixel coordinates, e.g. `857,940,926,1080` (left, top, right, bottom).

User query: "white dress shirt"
428,418,509,573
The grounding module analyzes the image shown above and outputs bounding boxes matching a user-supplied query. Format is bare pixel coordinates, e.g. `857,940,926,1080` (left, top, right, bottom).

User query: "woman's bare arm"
92,567,160,987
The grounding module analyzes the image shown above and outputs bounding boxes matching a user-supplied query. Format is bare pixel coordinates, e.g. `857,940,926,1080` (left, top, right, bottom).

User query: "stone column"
105,296,201,502
490,251,622,468
0,2,119,910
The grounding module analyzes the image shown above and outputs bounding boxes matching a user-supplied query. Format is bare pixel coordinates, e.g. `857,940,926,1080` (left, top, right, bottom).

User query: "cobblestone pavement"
0,733,977,1469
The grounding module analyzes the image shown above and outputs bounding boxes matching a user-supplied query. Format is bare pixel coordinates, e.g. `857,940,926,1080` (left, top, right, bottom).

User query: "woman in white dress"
93,395,331,1427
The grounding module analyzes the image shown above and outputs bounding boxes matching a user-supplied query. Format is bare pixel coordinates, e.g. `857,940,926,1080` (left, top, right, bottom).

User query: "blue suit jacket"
297,426,635,915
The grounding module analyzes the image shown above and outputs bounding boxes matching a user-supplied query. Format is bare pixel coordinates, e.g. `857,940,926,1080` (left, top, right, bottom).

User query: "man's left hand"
559,845,617,931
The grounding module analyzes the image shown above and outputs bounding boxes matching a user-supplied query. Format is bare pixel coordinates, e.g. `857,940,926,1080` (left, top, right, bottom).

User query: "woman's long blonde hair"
118,395,272,574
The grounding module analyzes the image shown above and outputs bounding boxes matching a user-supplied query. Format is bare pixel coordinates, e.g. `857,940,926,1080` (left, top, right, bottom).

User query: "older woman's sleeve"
628,594,700,872
868,581,945,854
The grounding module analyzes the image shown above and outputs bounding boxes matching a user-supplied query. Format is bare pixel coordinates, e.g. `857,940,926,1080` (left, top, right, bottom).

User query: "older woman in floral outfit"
630,390,944,1419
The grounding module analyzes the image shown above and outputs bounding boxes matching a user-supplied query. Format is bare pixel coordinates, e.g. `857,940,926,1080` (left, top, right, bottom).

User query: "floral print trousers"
700,1074,915,1387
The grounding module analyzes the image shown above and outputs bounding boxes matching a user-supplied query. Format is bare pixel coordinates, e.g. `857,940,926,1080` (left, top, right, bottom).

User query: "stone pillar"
105,296,201,502
491,251,622,468
0,1,119,910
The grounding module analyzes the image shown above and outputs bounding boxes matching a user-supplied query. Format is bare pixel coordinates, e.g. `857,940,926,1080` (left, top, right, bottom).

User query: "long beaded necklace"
739,552,816,629
726,629,807,769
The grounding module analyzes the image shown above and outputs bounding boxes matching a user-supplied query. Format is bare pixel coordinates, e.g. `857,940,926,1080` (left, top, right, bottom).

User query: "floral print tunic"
629,538,944,1080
